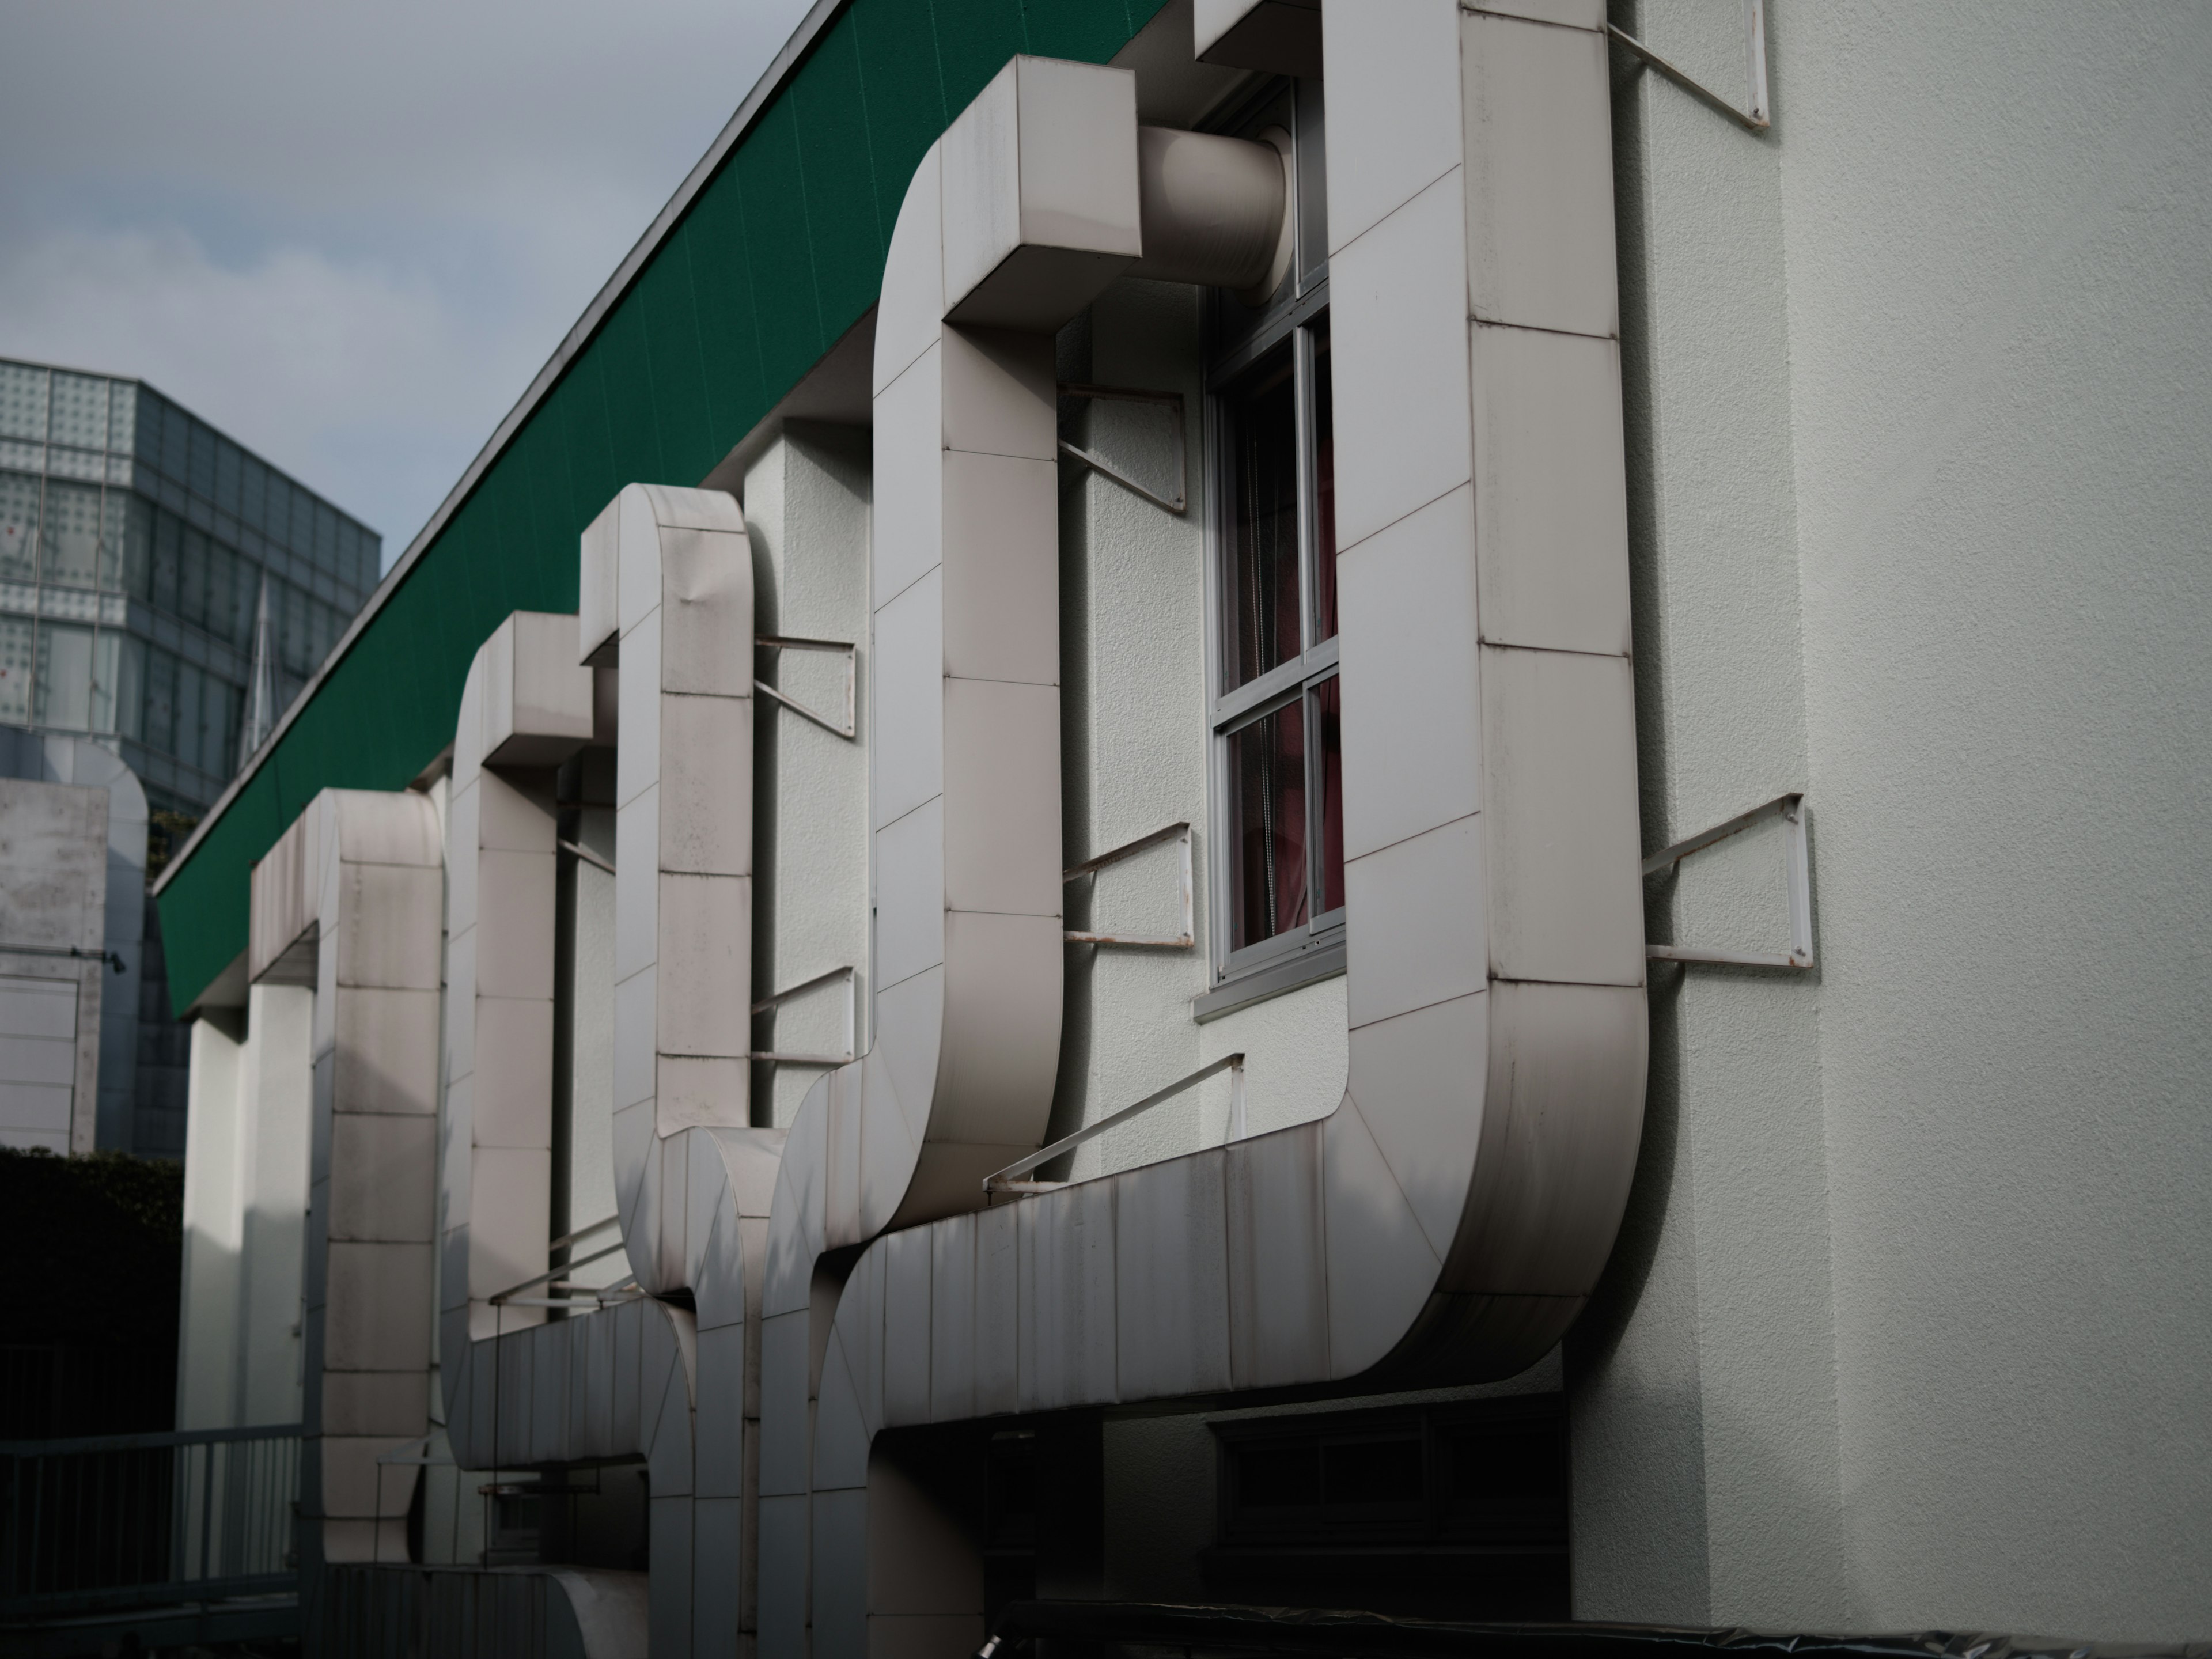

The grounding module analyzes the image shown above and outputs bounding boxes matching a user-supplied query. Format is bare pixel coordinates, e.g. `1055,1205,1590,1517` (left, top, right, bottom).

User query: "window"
214,437,242,516
119,498,152,600
202,679,238,777
35,623,94,731
0,617,32,724
143,647,176,756
47,374,108,451
187,417,217,501
93,634,142,739
1202,78,1336,1008
229,557,259,645
0,472,38,582
157,398,190,488
99,493,132,592
1215,321,1339,963
1207,1399,1569,1619
108,384,138,457
240,454,268,535
39,480,103,589
264,478,293,552
313,500,339,573
208,541,240,644
280,581,310,675
150,510,181,613
0,364,48,444
1207,230,1337,998
173,662,204,770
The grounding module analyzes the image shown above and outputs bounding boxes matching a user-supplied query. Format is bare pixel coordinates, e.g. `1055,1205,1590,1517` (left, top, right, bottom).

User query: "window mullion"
1294,325,1319,654
1294,324,1326,921
1213,656,1308,733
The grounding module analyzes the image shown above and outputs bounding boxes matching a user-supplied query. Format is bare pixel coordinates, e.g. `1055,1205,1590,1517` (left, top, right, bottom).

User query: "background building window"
0,474,37,582
94,634,142,740
0,365,48,442
35,623,94,731
47,373,108,450
0,618,33,724
40,481,104,590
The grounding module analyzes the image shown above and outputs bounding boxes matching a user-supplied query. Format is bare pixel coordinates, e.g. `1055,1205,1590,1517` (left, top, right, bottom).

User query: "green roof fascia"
152,0,1168,1016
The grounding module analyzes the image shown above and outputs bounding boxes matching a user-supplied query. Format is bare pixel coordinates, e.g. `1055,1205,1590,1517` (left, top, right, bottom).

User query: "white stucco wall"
745,427,873,1130
175,982,313,1430
237,982,311,1425
1574,0,2210,1639
177,1012,245,1431
1568,0,1843,1627
1777,4,2212,1638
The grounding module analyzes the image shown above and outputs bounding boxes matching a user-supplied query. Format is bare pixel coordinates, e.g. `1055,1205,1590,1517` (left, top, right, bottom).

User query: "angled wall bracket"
1607,0,1770,134
1644,791,1813,969
749,962,858,1069
756,635,857,739
1058,382,1188,514
1063,821,1194,948
984,1050,1245,1194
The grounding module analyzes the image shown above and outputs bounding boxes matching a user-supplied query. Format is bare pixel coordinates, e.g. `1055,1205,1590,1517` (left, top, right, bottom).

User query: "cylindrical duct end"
1128,125,1291,298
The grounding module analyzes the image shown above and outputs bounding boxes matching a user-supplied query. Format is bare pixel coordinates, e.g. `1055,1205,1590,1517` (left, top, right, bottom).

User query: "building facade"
0,355,381,818
0,359,380,1154
159,1,2210,1654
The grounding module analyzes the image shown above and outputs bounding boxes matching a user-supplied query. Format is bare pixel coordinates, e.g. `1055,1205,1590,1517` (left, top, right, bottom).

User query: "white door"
0,975,78,1152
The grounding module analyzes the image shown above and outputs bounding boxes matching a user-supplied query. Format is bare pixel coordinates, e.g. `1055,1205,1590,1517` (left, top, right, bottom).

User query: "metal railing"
0,1422,300,1620
985,1052,1244,1195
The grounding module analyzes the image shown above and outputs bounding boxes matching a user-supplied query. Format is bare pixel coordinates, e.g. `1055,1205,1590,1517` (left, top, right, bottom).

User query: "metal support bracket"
558,838,615,877
756,635,856,740
1643,792,1813,969
0,941,126,972
1058,382,1188,515
1608,0,1770,134
1063,821,1194,948
488,1237,628,1306
748,963,857,1068
985,1051,1244,1195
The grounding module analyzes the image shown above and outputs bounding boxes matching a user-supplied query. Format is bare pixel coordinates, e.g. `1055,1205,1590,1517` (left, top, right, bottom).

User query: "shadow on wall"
0,1147,182,1436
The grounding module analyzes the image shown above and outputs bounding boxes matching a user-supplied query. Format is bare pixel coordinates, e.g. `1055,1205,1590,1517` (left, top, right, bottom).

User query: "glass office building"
1,355,379,1160
0,355,380,815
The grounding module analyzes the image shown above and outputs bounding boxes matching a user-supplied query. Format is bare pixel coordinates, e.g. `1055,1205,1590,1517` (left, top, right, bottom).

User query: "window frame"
1200,73,1338,1011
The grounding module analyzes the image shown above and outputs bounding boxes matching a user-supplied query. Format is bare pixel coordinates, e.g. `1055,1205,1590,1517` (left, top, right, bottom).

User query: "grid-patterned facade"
0,357,380,814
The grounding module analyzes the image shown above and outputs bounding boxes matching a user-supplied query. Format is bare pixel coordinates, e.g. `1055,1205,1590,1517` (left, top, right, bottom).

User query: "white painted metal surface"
766,14,1646,1657
246,787,444,1568
434,587,783,1658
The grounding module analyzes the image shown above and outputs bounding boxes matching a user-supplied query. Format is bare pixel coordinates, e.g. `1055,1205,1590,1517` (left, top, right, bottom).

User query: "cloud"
0,0,817,562
0,221,499,547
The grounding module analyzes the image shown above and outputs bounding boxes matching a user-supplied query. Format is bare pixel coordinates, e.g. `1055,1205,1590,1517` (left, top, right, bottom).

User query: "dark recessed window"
1207,1398,1569,1620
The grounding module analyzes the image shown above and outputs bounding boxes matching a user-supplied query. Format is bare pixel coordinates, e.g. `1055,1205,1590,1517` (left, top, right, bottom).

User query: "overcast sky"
0,0,817,569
